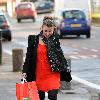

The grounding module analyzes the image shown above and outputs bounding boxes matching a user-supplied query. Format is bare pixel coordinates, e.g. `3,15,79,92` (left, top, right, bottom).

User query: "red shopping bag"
16,79,40,100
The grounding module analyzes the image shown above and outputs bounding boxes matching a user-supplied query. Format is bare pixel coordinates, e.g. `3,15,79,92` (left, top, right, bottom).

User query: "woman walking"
22,16,72,100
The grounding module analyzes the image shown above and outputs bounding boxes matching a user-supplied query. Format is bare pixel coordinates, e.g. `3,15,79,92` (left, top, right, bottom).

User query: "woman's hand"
22,73,27,78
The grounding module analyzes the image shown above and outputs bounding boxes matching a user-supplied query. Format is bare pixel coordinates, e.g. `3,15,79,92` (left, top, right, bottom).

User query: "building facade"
0,0,21,17
91,0,100,13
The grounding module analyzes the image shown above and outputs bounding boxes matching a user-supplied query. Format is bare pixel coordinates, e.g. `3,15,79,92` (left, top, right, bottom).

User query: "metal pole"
0,29,2,65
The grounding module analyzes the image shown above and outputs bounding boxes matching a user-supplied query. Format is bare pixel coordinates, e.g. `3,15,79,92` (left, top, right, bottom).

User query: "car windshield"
0,15,6,22
63,10,86,19
18,3,32,9
35,2,51,8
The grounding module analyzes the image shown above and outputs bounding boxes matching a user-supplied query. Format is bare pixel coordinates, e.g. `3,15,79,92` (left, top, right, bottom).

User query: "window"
0,15,6,22
18,3,32,9
63,10,86,19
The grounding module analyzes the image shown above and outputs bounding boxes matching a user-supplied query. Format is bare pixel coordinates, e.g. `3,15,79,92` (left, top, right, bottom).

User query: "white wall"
54,0,91,20
6,0,21,17
7,0,13,17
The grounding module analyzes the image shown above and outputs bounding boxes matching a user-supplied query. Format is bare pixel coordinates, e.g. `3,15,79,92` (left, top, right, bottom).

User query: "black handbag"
60,58,72,82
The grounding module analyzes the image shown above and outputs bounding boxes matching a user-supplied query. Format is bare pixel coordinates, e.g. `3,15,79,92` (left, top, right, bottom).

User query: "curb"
71,80,100,100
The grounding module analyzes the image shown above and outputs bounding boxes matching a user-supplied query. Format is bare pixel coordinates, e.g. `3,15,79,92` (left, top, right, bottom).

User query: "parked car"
15,2,37,23
0,12,12,41
35,1,53,14
58,9,91,38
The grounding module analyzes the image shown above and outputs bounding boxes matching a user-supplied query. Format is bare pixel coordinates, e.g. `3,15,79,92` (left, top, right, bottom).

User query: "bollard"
60,81,71,90
0,29,2,65
60,58,72,90
12,49,23,72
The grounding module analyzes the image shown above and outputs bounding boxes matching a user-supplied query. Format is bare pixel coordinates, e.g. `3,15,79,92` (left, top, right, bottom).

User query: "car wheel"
17,19,21,23
86,31,91,38
58,29,63,39
32,17,36,22
77,34,80,37
7,32,12,41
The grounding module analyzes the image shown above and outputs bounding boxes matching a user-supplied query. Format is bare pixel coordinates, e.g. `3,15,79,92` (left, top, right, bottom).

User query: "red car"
15,2,37,23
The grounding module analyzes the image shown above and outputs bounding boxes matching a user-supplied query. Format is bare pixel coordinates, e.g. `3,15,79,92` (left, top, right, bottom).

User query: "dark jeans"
38,89,58,100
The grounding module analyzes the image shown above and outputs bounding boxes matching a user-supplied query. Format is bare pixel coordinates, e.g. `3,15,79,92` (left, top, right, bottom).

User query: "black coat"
22,34,72,82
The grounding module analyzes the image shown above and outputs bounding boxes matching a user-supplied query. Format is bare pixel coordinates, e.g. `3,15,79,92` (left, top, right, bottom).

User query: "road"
2,13,100,87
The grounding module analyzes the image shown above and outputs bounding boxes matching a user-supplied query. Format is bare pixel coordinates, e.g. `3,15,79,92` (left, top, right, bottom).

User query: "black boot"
38,90,45,100
48,89,58,100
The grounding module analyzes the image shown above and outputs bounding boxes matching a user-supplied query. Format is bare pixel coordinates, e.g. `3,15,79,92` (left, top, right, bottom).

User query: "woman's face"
42,25,54,38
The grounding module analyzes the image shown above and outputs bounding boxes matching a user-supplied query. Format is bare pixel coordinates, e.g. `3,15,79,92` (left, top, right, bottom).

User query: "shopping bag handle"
21,78,27,84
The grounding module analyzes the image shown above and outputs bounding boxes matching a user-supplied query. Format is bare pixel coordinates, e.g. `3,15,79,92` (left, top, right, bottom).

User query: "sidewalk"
0,66,99,100
0,71,90,100
0,53,99,100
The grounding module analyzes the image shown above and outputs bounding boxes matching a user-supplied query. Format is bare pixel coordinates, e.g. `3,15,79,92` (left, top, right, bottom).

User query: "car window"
18,3,32,9
36,2,45,7
45,3,51,8
0,15,6,22
35,2,51,8
63,10,86,19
